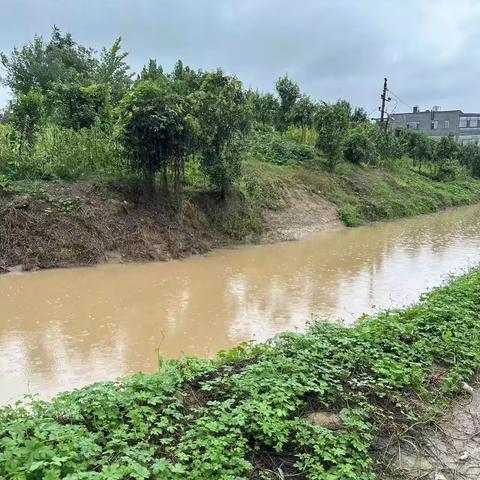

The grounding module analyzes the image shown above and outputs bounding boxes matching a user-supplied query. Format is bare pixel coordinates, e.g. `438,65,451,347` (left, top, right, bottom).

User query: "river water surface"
1,204,480,404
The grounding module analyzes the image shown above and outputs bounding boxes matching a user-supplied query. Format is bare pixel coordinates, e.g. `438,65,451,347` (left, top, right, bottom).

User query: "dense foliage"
120,80,196,195
1,269,480,479
3,27,480,204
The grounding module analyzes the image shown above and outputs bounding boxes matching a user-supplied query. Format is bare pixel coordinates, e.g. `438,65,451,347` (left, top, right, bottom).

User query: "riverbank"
1,268,479,478
1,159,480,272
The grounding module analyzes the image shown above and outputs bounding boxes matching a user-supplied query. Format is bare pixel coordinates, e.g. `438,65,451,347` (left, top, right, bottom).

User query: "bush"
375,129,403,161
433,160,460,182
339,205,363,226
395,128,434,168
344,124,378,165
435,134,460,163
6,89,44,143
458,141,480,177
284,125,317,146
245,129,317,165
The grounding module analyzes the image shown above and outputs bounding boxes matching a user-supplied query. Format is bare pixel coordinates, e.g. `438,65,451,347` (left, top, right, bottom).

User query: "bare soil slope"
0,179,339,272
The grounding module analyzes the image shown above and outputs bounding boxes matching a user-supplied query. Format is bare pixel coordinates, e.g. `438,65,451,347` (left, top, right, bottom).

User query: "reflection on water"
1,205,480,403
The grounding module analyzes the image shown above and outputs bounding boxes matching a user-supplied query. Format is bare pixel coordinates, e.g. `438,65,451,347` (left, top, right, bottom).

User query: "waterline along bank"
2,159,480,274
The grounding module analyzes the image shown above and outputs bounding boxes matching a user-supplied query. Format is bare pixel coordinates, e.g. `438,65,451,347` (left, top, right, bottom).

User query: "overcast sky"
1,0,480,115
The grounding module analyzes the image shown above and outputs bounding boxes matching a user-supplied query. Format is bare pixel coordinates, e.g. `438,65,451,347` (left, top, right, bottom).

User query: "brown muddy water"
1,205,480,404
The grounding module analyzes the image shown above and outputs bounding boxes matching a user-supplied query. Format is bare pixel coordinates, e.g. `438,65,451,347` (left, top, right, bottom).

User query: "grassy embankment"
245,156,480,227
2,151,480,271
1,268,480,478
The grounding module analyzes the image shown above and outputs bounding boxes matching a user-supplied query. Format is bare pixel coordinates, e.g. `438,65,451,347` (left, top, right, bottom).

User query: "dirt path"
385,379,480,479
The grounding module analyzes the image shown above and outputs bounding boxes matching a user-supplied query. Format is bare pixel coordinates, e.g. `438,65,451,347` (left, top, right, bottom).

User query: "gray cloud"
1,0,480,115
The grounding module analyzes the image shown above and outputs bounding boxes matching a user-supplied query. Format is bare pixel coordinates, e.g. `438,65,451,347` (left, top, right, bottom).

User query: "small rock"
459,451,469,461
434,473,447,480
305,411,343,430
104,251,123,264
7,264,24,273
122,200,135,214
461,382,474,394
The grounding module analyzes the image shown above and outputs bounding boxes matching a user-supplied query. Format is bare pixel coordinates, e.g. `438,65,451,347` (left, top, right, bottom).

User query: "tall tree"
247,90,279,127
138,59,165,83
96,37,132,104
170,60,203,95
1,26,96,97
275,74,300,132
351,106,369,124
120,80,196,196
192,70,251,197
314,100,351,170
290,95,316,140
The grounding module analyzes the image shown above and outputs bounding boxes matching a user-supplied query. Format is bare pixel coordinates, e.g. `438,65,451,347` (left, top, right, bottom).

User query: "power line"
387,88,412,110
387,98,399,117
367,106,379,118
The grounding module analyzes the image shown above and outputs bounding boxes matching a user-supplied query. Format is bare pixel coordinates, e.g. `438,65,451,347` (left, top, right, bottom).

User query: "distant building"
389,107,480,143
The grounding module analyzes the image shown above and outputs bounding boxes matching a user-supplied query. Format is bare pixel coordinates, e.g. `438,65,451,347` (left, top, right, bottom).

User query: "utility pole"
379,77,391,130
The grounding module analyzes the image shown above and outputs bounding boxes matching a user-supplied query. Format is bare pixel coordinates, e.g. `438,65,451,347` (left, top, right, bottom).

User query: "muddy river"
1,204,480,404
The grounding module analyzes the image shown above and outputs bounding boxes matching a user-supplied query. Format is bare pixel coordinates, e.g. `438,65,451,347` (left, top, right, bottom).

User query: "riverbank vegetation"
1,28,480,271
1,268,480,478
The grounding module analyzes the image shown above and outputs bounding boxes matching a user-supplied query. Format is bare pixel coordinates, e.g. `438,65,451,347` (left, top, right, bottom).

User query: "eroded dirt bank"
0,178,341,273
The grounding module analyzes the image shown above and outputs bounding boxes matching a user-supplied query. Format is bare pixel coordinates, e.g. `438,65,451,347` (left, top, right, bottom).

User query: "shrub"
5,89,44,143
245,129,317,165
395,128,435,170
51,83,112,131
34,124,125,179
0,124,125,180
435,134,460,162
433,159,460,182
284,125,317,146
339,205,363,226
375,129,402,161
458,141,480,177
120,80,196,194
344,124,378,165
